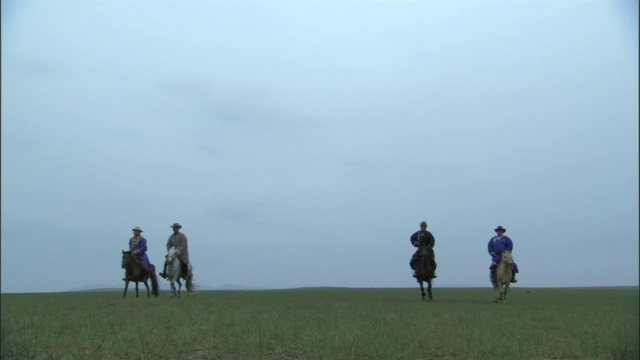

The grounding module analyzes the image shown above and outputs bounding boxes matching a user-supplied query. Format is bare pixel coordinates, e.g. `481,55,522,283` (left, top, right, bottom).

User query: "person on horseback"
123,226,151,281
409,221,437,278
488,225,519,283
159,223,190,279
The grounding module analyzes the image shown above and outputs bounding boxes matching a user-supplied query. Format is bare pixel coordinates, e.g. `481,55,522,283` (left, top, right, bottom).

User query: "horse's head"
166,246,178,263
418,242,430,256
501,251,514,264
122,250,132,268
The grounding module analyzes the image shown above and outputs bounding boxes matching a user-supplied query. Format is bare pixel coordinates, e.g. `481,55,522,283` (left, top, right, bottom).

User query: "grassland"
1,287,638,359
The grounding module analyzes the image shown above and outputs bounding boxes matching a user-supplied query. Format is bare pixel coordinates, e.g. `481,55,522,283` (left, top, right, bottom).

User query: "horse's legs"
493,281,500,303
135,282,140,297
419,280,426,300
502,282,509,303
177,279,182,298
123,281,129,298
143,280,150,298
427,280,433,301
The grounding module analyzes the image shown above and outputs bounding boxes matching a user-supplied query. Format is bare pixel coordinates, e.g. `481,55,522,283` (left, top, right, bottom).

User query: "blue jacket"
488,235,513,266
129,236,150,272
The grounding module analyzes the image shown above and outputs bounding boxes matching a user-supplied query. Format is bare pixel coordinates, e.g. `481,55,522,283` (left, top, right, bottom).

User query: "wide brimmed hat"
171,223,182,229
132,226,143,232
494,226,506,232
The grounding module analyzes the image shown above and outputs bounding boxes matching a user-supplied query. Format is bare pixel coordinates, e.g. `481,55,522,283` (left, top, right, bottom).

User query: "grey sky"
2,0,638,293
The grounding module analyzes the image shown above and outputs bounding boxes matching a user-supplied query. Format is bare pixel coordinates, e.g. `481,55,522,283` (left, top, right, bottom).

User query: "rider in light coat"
159,223,190,278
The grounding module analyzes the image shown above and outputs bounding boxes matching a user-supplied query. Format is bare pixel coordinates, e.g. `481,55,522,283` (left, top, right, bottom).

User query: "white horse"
492,250,513,303
165,246,196,298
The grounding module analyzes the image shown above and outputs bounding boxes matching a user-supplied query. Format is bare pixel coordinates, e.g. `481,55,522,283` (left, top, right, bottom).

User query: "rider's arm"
410,232,419,247
138,238,148,254
428,232,435,249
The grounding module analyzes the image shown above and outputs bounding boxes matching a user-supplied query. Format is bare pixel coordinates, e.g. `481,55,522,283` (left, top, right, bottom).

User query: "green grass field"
1,287,638,359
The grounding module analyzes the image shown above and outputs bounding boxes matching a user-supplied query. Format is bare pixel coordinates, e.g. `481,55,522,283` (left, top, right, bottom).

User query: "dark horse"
121,250,159,298
414,243,435,301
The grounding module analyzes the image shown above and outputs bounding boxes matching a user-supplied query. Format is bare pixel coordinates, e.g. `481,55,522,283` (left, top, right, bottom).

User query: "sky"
1,0,638,293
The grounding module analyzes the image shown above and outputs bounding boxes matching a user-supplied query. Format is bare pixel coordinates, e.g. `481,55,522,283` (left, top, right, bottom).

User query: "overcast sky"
2,0,638,293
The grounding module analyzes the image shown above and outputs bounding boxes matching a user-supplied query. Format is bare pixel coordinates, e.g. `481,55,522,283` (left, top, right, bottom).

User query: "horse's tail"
150,265,160,297
186,266,198,293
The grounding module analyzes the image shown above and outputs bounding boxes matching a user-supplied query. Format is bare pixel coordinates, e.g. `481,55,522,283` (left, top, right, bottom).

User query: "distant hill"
70,284,120,292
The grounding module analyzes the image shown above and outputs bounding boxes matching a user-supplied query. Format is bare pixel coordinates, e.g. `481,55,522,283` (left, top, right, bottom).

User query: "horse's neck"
497,259,511,273
125,259,141,272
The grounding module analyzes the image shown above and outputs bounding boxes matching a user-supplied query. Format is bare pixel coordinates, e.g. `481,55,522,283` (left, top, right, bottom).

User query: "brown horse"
492,250,513,303
414,243,435,301
121,250,159,298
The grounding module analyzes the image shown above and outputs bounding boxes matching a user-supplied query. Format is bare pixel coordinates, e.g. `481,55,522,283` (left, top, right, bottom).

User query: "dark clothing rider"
409,221,437,278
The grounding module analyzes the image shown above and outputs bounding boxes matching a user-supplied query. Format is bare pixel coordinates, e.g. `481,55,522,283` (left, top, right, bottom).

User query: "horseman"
159,223,190,279
409,221,437,278
124,226,151,281
488,226,518,283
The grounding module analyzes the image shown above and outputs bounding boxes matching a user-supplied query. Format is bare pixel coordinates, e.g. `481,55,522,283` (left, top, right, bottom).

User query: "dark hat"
132,226,143,232
171,223,182,229
494,226,506,232
420,221,427,227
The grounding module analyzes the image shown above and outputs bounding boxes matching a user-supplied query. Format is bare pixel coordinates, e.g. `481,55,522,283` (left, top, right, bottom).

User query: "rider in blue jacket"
488,226,518,282
123,226,151,281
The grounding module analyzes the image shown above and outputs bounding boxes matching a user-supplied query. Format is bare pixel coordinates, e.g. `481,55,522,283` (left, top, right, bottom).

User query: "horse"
492,250,513,303
121,250,159,298
414,243,435,301
165,246,196,298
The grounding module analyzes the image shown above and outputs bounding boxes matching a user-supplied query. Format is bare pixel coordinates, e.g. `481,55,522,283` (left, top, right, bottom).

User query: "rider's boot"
159,261,168,279
511,273,517,283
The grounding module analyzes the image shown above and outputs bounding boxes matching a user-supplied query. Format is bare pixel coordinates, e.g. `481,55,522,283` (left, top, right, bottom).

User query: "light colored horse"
415,243,435,301
165,246,196,298
492,250,513,303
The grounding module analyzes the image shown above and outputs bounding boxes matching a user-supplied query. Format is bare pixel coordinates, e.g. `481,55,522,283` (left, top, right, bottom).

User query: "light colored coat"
166,232,190,264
